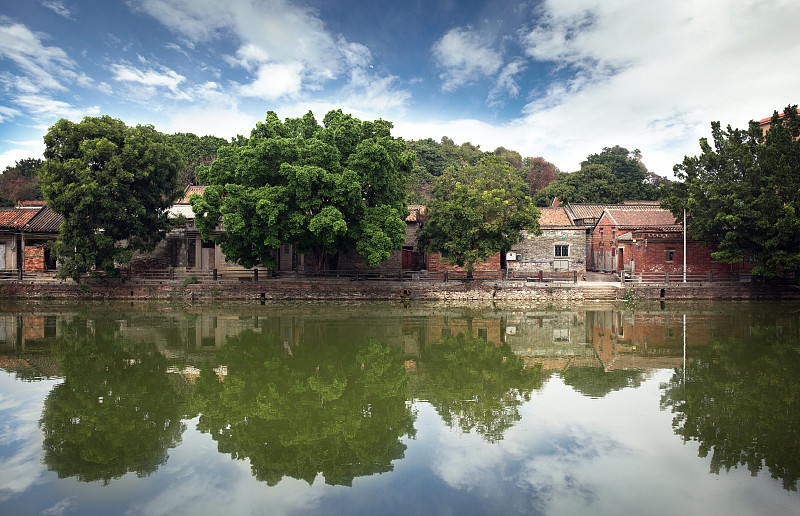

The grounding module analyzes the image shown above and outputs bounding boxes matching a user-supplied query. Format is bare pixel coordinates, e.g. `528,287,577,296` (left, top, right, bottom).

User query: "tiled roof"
178,185,207,204
168,204,196,220
602,208,681,230
0,208,38,230
567,202,664,221
538,207,574,228
24,206,63,233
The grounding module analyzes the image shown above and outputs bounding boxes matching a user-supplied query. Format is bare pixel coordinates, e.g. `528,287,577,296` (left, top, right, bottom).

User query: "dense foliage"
41,115,182,280
417,155,540,270
660,313,800,491
193,329,414,486
418,332,543,442
39,317,189,484
663,104,800,278
191,110,412,272
0,157,43,206
164,132,228,188
532,146,663,206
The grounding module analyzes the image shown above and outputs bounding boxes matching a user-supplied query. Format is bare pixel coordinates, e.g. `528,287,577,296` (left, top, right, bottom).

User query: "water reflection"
192,328,414,486
417,333,542,442
37,316,190,484
0,302,798,498
660,308,800,491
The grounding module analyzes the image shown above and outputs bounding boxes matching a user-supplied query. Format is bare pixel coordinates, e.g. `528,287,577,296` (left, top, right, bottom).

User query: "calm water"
0,300,798,515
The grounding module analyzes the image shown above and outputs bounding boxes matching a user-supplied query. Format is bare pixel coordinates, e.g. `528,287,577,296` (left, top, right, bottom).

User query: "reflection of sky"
1,370,798,515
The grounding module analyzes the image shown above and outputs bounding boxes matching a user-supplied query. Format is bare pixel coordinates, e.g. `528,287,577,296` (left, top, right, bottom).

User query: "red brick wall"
24,246,45,272
427,252,501,272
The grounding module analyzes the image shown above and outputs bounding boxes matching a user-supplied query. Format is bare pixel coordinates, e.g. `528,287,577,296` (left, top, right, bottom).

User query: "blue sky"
1,0,798,177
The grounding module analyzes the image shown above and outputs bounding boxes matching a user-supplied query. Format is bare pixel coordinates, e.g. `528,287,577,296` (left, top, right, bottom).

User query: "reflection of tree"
560,368,645,398
38,317,189,484
194,330,415,486
661,327,800,491
418,333,543,442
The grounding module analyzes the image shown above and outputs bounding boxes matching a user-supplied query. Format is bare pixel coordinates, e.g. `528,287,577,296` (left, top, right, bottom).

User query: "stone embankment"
1,277,797,302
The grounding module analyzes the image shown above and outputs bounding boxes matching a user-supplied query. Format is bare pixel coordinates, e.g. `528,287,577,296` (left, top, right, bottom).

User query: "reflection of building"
504,310,598,371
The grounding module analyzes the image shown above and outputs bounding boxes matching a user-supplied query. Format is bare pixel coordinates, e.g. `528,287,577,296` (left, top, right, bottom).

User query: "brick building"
591,206,751,280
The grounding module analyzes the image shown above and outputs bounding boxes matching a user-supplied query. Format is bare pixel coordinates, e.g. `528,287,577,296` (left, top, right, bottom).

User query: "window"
555,245,569,257
665,250,675,262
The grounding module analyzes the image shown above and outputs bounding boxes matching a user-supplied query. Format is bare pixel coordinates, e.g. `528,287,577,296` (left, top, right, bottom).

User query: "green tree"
418,155,540,270
38,316,189,484
191,110,413,272
532,164,625,206
165,132,228,188
584,145,657,200
0,157,43,204
41,116,182,280
417,332,543,442
560,367,645,398
662,105,800,278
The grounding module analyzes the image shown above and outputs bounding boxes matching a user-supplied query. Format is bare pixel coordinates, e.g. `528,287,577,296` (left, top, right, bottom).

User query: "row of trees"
23,103,800,280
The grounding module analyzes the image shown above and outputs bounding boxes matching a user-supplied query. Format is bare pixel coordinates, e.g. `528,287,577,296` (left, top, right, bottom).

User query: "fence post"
574,271,577,284
213,268,217,281
665,271,669,284
538,270,542,282
444,271,448,283
170,267,175,281
18,267,23,280
254,268,258,282
708,270,712,283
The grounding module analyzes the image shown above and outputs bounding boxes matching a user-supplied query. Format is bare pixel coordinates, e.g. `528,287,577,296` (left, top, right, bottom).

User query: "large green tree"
663,104,800,278
417,155,540,270
532,164,625,206
41,115,182,280
191,110,412,272
583,145,657,200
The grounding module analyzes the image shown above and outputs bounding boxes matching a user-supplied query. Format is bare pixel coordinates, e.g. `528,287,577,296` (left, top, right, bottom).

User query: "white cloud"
13,94,100,121
341,68,412,113
40,1,74,20
238,62,303,101
133,0,365,95
110,62,185,93
488,59,526,108
0,104,22,123
0,22,77,93
432,27,503,91
506,0,800,175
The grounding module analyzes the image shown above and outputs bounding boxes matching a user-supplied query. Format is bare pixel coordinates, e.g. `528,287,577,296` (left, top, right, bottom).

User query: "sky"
1,0,798,178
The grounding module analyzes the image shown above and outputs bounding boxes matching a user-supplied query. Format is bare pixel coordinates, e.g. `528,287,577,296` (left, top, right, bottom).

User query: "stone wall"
509,229,588,274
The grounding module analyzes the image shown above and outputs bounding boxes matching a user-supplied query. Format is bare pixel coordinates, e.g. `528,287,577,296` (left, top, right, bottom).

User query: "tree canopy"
417,155,540,270
0,157,43,206
662,104,800,278
532,146,664,206
191,110,412,272
164,132,228,188
41,115,182,280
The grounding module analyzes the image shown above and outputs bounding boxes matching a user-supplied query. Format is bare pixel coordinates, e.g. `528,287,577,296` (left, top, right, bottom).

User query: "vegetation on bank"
2,103,794,281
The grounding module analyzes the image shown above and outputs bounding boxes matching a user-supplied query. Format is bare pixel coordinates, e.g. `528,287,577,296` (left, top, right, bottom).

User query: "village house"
591,205,751,281
0,201,62,273
507,205,589,275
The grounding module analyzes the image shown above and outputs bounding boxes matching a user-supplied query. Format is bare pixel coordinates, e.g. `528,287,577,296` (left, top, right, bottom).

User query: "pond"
0,300,798,515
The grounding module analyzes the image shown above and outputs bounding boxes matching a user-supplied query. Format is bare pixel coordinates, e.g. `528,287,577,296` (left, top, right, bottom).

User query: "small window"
555,245,569,257
665,250,675,262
